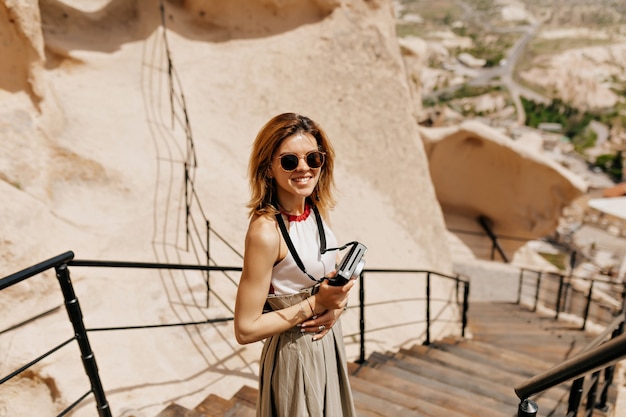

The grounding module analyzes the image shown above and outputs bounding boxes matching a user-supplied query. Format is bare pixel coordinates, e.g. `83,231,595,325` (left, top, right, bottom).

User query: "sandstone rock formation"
419,120,588,260
519,33,626,111
0,0,45,104
0,0,591,416
1,0,454,415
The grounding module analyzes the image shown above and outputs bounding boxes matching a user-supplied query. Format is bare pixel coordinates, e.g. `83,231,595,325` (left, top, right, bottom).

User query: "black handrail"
567,314,626,414
1,254,469,416
514,332,626,414
68,259,242,272
8,250,626,415
513,279,626,417
0,251,74,290
66,262,469,364
0,251,112,417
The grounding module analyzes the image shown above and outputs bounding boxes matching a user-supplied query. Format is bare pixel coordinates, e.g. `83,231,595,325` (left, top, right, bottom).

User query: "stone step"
155,386,256,417
349,359,502,417
154,302,601,417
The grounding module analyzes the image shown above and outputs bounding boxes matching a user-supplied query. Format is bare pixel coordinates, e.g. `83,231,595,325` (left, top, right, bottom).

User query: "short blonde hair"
247,113,335,218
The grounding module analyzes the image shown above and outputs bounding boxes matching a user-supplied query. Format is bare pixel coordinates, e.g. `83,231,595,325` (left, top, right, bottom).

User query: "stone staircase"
154,302,602,417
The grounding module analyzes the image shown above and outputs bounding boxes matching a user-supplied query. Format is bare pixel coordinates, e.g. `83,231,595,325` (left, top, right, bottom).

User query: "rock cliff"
0,0,587,415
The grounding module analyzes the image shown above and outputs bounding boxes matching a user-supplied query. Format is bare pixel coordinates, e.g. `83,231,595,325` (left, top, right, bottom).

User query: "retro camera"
328,242,368,286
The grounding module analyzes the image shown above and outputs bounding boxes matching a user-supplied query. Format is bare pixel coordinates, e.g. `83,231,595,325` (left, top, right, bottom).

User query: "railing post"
461,279,469,338
206,219,210,308
585,371,600,416
582,279,594,331
184,162,190,251
55,264,111,417
569,250,577,270
518,398,538,417
567,377,584,416
596,290,626,411
597,352,616,411
620,287,626,335
533,271,542,312
555,273,565,320
357,270,365,364
424,272,431,346
517,268,525,305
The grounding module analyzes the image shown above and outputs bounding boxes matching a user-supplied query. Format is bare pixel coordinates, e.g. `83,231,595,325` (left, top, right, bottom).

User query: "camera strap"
275,202,356,283
275,203,326,283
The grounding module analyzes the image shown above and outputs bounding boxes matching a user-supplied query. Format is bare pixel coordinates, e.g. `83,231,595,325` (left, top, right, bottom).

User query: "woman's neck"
276,198,308,216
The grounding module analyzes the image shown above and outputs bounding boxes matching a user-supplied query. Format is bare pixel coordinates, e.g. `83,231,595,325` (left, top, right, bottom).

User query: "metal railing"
515,310,626,417
517,267,626,330
0,252,469,416
0,251,111,417
515,267,626,416
4,250,624,417
355,268,469,363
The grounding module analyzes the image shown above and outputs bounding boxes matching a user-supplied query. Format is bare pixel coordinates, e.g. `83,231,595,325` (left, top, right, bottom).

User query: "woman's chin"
292,187,315,198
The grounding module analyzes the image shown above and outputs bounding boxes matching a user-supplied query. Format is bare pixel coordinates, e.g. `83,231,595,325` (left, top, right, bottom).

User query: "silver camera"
329,242,367,286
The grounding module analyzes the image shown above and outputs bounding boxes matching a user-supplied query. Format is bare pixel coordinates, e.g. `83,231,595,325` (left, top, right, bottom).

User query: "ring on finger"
318,325,325,331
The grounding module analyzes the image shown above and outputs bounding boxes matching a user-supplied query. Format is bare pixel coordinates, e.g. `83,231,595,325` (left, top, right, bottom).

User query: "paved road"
423,1,549,125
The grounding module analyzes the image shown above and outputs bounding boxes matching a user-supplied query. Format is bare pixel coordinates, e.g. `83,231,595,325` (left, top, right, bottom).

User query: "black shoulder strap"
312,204,327,254
275,204,327,283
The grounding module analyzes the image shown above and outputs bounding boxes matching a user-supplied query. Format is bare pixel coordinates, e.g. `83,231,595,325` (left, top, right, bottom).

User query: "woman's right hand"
312,275,355,314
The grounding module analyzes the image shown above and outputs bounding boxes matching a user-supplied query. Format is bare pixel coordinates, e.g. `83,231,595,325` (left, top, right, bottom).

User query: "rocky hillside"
0,1,455,415
0,0,617,416
396,0,626,156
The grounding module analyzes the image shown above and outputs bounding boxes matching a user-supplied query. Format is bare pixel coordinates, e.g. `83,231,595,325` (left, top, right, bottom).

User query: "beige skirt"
257,288,356,417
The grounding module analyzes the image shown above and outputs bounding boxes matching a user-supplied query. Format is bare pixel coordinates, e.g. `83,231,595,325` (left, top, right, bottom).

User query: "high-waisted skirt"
257,288,356,417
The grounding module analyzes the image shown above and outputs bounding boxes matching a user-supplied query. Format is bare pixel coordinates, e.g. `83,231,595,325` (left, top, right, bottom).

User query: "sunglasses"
276,150,326,172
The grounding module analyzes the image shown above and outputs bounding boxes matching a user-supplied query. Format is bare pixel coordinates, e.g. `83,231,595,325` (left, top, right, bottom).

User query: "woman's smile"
291,174,314,184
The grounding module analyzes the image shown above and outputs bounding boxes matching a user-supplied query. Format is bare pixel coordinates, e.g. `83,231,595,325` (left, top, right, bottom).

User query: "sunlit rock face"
182,0,340,37
0,0,45,103
420,120,588,260
0,1,456,416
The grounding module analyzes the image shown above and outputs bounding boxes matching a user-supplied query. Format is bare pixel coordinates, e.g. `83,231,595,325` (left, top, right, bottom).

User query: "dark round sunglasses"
277,151,325,172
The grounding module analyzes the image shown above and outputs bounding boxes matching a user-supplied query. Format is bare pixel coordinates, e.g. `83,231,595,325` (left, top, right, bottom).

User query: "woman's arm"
234,216,353,345
234,215,311,344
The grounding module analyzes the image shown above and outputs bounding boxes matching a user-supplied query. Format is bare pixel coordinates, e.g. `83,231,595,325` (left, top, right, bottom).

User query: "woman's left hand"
299,307,345,341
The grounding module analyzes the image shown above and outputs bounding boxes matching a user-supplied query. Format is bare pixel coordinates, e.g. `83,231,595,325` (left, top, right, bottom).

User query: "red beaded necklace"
279,203,311,222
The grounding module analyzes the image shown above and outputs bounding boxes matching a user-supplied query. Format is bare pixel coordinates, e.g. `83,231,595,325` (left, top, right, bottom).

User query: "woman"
234,113,357,417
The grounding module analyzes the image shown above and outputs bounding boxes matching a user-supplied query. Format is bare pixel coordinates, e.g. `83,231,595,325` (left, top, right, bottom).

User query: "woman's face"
270,132,322,205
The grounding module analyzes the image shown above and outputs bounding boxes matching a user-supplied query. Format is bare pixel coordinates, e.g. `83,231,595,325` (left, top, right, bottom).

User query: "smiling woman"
234,113,357,417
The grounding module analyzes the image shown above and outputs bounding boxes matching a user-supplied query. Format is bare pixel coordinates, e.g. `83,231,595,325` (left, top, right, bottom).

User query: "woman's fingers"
316,279,355,311
300,308,344,340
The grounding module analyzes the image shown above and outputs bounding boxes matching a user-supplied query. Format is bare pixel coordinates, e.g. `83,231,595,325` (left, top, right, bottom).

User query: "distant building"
538,122,562,133
457,52,486,68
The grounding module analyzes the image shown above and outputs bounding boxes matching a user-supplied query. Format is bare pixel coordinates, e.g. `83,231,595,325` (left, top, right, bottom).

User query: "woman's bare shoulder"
246,213,280,247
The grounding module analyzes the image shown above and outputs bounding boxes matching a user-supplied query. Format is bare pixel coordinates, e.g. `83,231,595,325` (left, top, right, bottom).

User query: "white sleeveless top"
271,207,338,295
